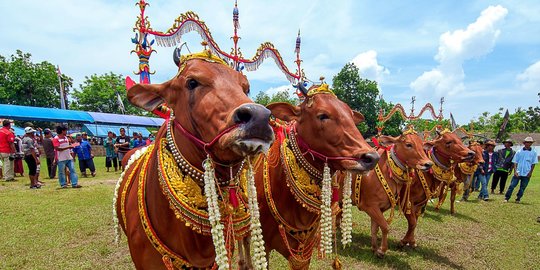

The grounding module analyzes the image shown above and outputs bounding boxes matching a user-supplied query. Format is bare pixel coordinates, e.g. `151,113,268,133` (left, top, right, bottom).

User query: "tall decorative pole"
295,30,303,81
131,0,156,84
439,97,445,120
231,0,241,71
410,96,416,118
376,95,384,136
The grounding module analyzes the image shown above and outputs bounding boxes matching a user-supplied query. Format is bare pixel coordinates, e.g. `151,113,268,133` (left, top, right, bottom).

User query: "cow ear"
352,110,365,124
378,135,398,147
267,102,300,122
127,79,169,112
423,140,435,151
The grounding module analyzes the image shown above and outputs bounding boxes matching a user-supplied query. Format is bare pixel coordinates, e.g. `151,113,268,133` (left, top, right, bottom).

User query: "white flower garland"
203,158,228,269
340,172,353,247
246,160,268,270
113,146,150,244
319,163,333,255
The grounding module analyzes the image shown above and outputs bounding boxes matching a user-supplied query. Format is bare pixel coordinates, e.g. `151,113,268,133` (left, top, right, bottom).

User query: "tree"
0,50,70,108
332,63,403,137
253,89,298,106
71,72,147,115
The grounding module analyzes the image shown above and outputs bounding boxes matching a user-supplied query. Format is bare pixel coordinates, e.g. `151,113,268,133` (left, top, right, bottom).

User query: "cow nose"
466,151,475,159
359,151,379,171
233,103,271,125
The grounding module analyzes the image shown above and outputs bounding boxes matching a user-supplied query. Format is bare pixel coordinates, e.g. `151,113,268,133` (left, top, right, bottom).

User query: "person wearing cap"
114,128,130,171
0,119,16,181
504,137,537,203
478,139,499,201
41,128,57,179
470,140,485,192
491,139,516,194
22,127,41,189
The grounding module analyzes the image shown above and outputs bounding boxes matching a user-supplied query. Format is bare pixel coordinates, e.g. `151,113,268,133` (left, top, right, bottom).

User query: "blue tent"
87,112,164,127
82,124,152,138
12,125,25,136
0,104,94,122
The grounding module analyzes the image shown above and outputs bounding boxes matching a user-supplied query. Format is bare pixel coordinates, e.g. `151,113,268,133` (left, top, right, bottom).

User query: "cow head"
127,49,274,162
424,130,475,162
267,83,379,173
378,127,433,171
468,141,485,165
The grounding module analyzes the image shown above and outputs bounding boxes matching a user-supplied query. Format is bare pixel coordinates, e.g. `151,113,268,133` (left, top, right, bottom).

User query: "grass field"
1,157,539,269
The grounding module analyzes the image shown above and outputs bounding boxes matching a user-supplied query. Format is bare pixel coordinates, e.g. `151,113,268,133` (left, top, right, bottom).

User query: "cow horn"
173,47,181,67
297,82,308,96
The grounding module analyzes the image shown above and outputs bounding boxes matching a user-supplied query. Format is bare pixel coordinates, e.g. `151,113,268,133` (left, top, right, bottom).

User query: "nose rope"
291,125,363,162
173,118,239,155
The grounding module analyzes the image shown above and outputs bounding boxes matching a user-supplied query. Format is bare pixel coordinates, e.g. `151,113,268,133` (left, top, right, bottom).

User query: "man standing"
53,125,81,188
491,139,515,194
42,128,57,179
22,127,41,189
103,131,118,172
0,119,16,181
478,140,499,201
130,132,146,149
504,137,537,203
73,134,96,177
114,128,130,171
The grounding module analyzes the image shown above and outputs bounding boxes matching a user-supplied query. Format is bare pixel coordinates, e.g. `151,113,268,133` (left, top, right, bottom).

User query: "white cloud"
264,85,293,96
351,50,389,82
517,60,540,91
410,5,508,97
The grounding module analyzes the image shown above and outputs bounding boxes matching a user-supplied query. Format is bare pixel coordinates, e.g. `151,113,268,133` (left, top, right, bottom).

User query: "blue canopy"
12,125,25,136
86,112,164,127
0,104,94,122
82,124,152,138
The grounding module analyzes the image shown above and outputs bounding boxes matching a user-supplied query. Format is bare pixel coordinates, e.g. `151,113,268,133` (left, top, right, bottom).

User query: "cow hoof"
375,249,385,258
397,241,406,249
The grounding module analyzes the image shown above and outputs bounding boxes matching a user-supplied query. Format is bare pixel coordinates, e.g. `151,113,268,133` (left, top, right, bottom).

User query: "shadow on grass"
422,205,479,223
342,232,465,270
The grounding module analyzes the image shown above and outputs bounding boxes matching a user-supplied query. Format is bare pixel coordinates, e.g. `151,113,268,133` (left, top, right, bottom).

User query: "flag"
450,113,457,130
495,109,510,143
116,90,126,114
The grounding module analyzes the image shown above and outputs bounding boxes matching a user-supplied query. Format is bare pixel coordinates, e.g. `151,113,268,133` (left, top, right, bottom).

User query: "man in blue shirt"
130,132,146,149
73,134,96,177
504,137,537,203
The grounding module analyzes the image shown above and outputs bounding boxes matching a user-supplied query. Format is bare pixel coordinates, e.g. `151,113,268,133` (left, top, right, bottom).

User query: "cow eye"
318,114,329,121
446,141,452,147
406,143,413,148
186,79,199,90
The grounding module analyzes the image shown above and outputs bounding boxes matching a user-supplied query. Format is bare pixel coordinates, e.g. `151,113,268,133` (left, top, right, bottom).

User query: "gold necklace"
428,151,456,183
458,162,477,175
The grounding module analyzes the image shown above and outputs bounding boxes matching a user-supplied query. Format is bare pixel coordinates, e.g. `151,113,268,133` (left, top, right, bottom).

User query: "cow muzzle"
343,151,379,173
230,103,274,156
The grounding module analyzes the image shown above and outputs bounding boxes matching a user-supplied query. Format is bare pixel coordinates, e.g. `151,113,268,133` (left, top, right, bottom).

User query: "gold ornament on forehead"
307,83,336,97
402,125,417,136
175,41,228,76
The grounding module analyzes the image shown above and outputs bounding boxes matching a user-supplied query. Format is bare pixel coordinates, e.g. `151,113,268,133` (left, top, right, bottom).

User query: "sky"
1,0,539,124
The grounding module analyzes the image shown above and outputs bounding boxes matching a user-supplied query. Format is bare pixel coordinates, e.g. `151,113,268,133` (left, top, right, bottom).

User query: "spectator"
22,127,41,189
41,128,57,179
0,119,16,181
73,134,96,177
115,128,130,171
13,133,24,177
103,131,118,172
53,125,81,188
491,139,516,194
504,137,537,203
471,140,485,192
478,140,499,201
131,132,146,149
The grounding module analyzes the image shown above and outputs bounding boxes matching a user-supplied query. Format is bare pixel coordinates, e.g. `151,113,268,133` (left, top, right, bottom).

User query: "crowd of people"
462,137,537,203
0,120,154,189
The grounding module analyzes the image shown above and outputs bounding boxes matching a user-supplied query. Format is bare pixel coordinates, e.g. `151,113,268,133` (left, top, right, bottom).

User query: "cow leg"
367,208,387,258
450,185,457,215
399,209,418,249
370,218,380,253
238,237,254,270
435,183,446,211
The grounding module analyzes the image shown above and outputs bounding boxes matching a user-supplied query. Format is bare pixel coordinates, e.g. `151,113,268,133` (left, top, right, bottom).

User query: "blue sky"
1,0,539,124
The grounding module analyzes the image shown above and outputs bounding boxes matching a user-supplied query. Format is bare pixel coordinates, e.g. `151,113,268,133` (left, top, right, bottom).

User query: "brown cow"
114,48,274,269
435,140,484,214
350,129,433,258
398,130,474,248
252,83,379,269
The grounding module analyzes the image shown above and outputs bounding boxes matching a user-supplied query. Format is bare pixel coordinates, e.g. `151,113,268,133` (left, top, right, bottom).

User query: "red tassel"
229,187,239,208
332,187,339,202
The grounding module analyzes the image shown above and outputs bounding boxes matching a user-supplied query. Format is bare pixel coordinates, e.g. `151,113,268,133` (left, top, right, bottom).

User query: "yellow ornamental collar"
307,83,336,97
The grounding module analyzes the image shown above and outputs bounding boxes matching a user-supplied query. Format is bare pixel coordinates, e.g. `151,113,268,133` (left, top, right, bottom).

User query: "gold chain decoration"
418,171,438,200
428,150,456,183
458,162,477,175
353,174,363,206
386,151,411,182
373,164,397,224
137,144,193,269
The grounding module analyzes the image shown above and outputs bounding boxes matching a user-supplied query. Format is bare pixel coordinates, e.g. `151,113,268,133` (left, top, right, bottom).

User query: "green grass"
1,158,539,269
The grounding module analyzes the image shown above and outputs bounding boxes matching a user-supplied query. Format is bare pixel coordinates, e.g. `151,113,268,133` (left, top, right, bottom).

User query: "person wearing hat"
41,128,57,179
478,140,499,201
491,139,516,194
504,137,537,203
0,119,16,181
22,127,41,188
